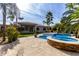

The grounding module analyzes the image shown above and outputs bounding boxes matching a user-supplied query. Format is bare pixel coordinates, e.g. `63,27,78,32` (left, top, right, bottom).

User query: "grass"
19,33,34,38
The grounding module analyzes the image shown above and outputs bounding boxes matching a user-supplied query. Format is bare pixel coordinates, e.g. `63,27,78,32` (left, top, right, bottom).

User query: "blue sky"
0,3,66,25
19,3,66,25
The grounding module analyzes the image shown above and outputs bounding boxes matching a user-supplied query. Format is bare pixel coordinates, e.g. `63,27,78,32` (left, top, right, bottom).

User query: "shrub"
6,26,19,43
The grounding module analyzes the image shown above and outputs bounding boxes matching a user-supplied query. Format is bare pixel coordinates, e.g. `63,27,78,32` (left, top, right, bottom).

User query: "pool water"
39,34,53,40
39,33,78,42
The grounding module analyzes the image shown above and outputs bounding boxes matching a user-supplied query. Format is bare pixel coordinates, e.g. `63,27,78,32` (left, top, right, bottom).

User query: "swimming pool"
39,33,78,42
38,33,79,52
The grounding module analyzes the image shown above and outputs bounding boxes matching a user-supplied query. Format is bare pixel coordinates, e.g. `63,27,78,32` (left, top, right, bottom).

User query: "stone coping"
47,36,79,45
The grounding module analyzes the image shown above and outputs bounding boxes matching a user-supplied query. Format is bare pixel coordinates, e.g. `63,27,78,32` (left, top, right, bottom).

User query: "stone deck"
0,36,79,56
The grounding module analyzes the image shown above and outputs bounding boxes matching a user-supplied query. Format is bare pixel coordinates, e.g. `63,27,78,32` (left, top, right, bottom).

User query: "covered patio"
17,22,51,33
17,22,37,33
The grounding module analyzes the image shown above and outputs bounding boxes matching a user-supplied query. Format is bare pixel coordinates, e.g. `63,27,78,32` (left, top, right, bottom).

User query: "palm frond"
63,10,74,16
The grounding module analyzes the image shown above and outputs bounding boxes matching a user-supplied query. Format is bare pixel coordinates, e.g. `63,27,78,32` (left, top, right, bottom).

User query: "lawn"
19,33,34,38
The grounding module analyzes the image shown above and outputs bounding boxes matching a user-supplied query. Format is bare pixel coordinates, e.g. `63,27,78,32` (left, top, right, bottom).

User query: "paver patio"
0,36,79,56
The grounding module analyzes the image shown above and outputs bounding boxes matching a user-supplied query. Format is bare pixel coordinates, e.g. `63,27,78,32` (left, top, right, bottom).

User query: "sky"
17,3,66,25
0,3,66,25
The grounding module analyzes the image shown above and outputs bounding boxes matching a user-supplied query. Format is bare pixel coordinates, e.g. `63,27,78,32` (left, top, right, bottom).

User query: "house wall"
18,25,35,33
17,23,51,33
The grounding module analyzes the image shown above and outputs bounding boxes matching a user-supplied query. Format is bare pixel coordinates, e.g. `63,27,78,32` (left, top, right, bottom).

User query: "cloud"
18,3,66,25
0,3,66,25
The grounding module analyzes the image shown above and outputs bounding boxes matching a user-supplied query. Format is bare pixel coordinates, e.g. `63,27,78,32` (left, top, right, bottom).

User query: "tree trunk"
77,30,79,38
75,30,78,38
16,15,18,26
47,25,51,32
2,4,6,41
48,27,51,32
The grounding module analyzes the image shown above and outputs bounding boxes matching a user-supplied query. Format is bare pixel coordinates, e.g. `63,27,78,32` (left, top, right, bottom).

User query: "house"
0,22,51,33
17,22,51,33
17,22,37,33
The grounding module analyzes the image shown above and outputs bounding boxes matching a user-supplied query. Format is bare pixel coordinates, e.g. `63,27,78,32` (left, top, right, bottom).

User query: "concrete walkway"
0,36,79,56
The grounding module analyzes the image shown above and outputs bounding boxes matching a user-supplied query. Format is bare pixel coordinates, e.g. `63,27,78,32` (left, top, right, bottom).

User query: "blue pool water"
39,33,78,42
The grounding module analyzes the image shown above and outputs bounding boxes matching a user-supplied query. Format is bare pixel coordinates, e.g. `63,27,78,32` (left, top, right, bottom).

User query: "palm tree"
52,23,61,33
7,4,20,25
0,3,19,42
43,11,53,32
64,3,79,20
62,3,79,38
1,4,6,41
14,5,20,26
60,16,72,33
